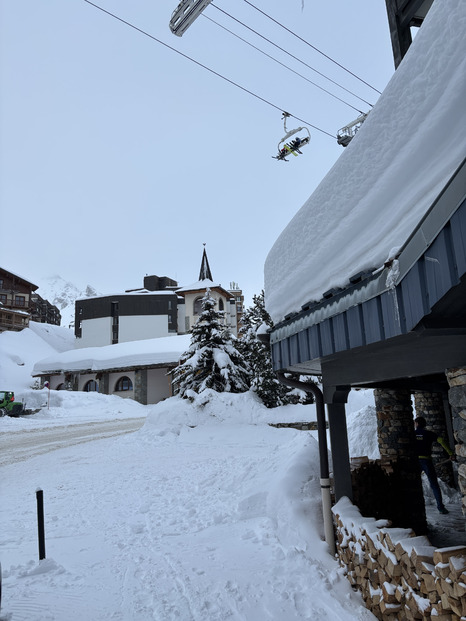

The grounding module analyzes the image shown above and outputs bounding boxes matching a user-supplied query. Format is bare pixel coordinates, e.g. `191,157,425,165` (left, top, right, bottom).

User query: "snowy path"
0,418,145,466
1,420,374,621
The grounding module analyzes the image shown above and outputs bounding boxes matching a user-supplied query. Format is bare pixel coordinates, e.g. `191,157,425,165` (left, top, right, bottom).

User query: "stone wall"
446,367,466,517
134,368,148,405
414,391,455,487
374,389,426,534
332,497,466,620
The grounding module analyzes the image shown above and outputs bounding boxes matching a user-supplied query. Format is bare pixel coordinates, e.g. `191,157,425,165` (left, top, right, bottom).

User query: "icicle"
385,259,401,327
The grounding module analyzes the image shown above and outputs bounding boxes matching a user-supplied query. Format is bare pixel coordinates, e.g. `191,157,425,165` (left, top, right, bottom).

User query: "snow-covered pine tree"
172,289,250,400
238,290,291,408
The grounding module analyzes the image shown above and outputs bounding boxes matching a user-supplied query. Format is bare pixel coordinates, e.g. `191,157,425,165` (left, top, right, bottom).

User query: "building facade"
74,249,243,348
31,293,61,326
0,268,38,332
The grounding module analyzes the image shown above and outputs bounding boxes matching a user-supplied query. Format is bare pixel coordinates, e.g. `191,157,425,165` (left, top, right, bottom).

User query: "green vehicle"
0,390,24,417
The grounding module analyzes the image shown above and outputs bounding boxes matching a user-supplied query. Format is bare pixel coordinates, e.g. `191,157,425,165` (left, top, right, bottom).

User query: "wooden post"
36,488,46,560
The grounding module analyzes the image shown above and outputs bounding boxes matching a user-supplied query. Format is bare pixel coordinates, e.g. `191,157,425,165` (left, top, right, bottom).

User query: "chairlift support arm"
169,0,213,36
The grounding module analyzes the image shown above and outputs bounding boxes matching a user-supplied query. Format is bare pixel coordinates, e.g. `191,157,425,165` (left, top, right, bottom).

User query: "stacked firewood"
332,499,466,620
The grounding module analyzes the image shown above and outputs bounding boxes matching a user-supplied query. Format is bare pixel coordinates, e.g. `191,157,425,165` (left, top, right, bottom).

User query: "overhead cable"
243,0,382,95
203,15,363,114
82,0,336,139
211,3,375,108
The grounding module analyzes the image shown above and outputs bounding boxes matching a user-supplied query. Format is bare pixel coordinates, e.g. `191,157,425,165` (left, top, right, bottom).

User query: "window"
115,376,133,392
193,297,203,315
83,380,99,392
0,279,3,289
0,294,6,304
219,299,224,311
15,295,26,307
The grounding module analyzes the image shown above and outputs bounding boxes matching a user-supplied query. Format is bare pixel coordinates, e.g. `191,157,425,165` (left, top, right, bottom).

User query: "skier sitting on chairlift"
289,136,302,152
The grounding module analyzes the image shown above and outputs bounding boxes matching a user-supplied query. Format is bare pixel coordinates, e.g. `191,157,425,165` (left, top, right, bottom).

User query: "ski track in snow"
1,423,374,621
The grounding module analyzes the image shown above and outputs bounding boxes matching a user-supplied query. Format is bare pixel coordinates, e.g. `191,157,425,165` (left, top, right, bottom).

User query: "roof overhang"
269,158,466,389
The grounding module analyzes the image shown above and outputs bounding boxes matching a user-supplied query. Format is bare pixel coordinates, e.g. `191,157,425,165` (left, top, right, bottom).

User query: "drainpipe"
277,372,335,556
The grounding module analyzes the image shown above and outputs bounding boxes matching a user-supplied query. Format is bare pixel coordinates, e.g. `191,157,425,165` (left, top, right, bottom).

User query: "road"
0,418,146,467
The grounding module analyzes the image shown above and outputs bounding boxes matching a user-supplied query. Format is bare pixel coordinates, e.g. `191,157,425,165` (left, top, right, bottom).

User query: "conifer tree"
238,290,291,408
172,289,250,400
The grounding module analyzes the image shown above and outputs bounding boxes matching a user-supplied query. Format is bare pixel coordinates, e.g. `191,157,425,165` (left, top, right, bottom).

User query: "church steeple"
199,244,213,281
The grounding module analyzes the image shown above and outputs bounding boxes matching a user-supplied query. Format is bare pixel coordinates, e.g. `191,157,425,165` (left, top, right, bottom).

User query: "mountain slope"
37,275,100,328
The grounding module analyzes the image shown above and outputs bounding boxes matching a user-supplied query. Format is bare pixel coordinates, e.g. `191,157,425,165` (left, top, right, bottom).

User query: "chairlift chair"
169,0,213,36
273,112,311,161
336,112,369,147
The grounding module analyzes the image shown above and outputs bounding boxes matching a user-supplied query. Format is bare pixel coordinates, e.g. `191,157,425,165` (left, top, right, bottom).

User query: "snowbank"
264,0,466,323
0,322,74,395
1,390,376,620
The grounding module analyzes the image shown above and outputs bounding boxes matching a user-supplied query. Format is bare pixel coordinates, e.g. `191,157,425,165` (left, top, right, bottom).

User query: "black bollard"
36,488,46,560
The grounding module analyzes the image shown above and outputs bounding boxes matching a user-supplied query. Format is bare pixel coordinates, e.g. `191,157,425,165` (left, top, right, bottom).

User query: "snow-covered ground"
1,324,462,620
2,389,379,621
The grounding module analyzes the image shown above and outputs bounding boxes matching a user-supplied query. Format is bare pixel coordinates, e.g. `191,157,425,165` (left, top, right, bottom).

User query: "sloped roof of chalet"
176,279,232,297
0,267,38,290
32,334,191,376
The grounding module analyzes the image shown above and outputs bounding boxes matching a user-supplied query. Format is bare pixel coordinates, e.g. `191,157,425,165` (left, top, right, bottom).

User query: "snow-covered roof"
76,289,178,302
32,334,191,375
0,266,38,290
176,279,226,294
264,0,466,324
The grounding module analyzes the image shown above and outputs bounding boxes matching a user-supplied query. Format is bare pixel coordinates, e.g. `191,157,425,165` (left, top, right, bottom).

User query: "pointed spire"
199,244,213,281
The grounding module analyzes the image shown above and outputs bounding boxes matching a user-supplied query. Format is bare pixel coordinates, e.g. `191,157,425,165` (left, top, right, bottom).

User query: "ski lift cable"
243,0,382,96
203,15,363,114
82,0,336,139
211,4,375,109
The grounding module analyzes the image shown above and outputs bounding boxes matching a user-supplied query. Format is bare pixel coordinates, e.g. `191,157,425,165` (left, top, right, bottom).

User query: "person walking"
414,416,456,514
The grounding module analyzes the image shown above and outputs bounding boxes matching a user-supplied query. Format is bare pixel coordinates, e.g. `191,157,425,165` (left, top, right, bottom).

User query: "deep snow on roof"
176,279,225,293
32,334,191,374
264,0,466,324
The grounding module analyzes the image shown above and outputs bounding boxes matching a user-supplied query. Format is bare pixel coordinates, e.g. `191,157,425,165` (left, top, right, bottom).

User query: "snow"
0,322,461,619
32,334,192,375
1,326,382,620
176,279,224,293
264,0,466,323
35,275,101,329
0,323,75,394
1,389,378,621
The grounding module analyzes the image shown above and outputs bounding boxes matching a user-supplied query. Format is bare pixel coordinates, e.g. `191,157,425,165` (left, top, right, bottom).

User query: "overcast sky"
1,0,395,304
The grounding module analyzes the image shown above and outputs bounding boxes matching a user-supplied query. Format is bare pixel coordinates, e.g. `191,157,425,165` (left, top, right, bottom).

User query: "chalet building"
265,0,465,614
35,248,244,404
32,334,191,405
0,268,38,332
74,248,243,348
175,248,241,333
384,0,435,68
0,268,61,332
31,293,61,326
